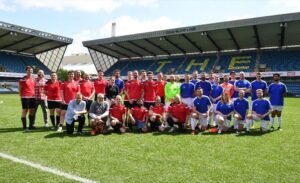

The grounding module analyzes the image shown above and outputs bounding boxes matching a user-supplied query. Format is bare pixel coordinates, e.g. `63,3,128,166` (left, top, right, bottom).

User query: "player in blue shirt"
114,70,124,93
229,71,238,99
195,72,212,96
250,72,268,101
233,90,249,133
268,73,287,130
246,89,272,133
180,74,195,108
234,71,251,99
190,88,212,135
190,70,199,85
215,93,234,134
209,75,223,128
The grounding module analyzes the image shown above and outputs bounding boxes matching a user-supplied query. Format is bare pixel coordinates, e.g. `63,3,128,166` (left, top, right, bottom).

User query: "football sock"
21,117,26,129
190,118,196,130
246,119,251,131
271,117,275,127
50,115,55,127
55,116,60,127
278,117,282,128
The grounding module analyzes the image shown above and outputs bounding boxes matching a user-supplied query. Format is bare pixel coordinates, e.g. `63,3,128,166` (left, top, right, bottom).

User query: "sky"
0,0,299,56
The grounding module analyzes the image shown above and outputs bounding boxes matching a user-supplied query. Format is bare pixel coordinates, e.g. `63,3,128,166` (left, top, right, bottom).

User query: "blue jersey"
115,79,124,91
229,80,238,98
210,84,223,104
195,80,212,96
233,98,249,120
268,82,287,106
193,96,211,113
251,80,268,101
180,82,195,98
252,98,271,121
190,79,199,85
234,79,251,98
216,101,234,116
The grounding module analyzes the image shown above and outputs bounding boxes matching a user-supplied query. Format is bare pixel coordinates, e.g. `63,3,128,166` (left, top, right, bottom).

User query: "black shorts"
144,102,155,110
124,100,137,108
48,101,61,109
150,121,162,131
60,103,68,110
21,98,36,109
160,96,165,105
84,100,93,111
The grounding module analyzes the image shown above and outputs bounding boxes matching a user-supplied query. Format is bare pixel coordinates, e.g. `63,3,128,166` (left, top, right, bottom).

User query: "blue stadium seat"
218,52,256,73
260,51,300,71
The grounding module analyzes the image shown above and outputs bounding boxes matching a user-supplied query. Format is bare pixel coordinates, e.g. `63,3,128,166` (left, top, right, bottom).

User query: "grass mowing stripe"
0,152,99,183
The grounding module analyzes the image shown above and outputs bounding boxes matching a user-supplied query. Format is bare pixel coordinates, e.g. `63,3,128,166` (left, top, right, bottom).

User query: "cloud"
0,0,159,12
267,0,300,12
65,15,181,55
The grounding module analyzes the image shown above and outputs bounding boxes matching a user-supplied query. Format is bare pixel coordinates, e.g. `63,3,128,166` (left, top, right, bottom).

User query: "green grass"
0,94,299,183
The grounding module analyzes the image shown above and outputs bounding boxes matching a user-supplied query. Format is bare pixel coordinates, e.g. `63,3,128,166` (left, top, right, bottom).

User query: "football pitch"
0,94,299,183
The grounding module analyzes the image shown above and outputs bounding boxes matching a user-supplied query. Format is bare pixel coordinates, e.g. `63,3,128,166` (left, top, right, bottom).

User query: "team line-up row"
19,67,287,135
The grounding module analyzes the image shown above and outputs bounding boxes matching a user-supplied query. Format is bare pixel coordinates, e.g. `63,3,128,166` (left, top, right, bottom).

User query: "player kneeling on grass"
190,88,212,135
109,95,126,134
128,99,148,132
89,93,109,135
233,90,249,133
148,96,165,132
65,93,86,135
246,89,271,133
166,94,190,133
215,93,234,134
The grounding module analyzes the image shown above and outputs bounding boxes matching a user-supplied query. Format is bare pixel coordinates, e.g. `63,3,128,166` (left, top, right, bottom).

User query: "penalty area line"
0,152,98,183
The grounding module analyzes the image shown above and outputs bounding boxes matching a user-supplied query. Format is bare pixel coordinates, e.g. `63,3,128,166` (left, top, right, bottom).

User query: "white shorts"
271,105,283,111
211,104,217,113
215,114,231,127
252,114,269,130
182,98,193,108
199,117,208,127
235,119,245,125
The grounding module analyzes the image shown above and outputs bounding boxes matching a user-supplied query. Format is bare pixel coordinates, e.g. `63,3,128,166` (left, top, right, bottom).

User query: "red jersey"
150,104,165,120
94,78,107,95
19,76,36,98
124,81,131,101
61,80,80,104
167,103,190,123
156,80,166,97
143,80,157,102
110,104,126,121
44,80,62,101
80,80,94,98
129,79,143,100
131,106,148,121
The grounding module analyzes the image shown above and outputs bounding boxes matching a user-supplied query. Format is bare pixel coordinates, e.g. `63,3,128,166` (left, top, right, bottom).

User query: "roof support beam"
144,39,170,55
280,22,287,47
98,45,131,58
253,25,261,48
128,40,156,56
113,42,143,57
17,40,54,52
227,29,240,50
206,33,221,51
164,37,186,54
35,44,68,54
0,32,11,39
0,36,35,50
182,34,203,52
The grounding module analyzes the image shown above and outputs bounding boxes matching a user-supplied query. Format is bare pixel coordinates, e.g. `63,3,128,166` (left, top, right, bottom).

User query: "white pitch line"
0,152,98,183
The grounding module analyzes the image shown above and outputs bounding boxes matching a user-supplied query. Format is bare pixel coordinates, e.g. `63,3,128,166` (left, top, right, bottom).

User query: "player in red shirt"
19,66,36,130
58,70,80,132
74,70,82,83
94,70,107,100
79,73,95,115
128,99,148,132
109,95,127,133
166,94,190,133
148,96,165,132
142,71,157,109
124,71,132,108
156,72,166,104
128,70,143,108
44,71,62,128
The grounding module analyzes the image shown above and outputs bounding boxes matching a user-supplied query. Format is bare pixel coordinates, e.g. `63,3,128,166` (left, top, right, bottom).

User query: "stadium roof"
0,21,73,72
0,21,72,55
83,12,300,71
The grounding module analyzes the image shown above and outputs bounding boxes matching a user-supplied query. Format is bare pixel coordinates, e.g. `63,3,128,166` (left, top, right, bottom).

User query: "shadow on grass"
0,127,54,134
